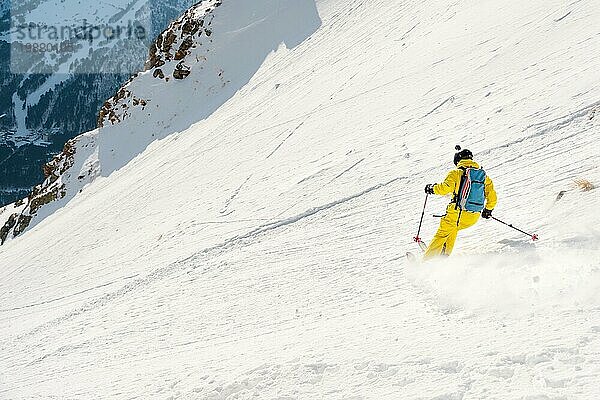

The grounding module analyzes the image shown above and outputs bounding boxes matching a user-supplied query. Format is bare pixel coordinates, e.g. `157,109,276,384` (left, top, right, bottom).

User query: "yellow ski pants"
424,205,480,259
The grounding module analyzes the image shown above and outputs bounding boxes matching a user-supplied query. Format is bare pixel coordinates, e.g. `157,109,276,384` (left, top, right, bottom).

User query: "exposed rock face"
0,138,76,244
98,0,222,127
0,213,18,245
97,87,149,127
173,63,192,79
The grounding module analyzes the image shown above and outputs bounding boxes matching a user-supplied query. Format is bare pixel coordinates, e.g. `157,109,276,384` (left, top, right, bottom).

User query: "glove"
481,208,493,219
424,184,435,195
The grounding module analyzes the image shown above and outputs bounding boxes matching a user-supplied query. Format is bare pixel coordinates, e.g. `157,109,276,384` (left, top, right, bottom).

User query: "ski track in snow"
1,0,600,398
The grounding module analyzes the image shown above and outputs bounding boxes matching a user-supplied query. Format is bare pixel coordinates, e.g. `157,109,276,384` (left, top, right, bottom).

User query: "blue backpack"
456,167,487,212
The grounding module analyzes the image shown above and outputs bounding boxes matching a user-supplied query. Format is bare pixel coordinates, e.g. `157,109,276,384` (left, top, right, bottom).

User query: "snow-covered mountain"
0,0,196,206
1,0,600,398
1,0,320,243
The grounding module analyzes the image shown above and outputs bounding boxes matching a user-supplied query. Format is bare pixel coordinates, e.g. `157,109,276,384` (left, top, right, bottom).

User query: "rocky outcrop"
98,0,222,127
0,138,76,244
97,87,148,127
144,2,219,72
0,213,18,245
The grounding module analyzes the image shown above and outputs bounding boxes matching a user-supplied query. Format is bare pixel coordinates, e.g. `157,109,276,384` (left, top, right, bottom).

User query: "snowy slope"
1,0,600,398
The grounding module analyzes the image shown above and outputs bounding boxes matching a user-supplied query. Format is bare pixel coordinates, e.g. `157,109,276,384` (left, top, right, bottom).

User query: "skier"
423,146,497,259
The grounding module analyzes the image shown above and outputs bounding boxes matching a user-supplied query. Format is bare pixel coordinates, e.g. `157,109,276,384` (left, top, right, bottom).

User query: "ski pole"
492,216,539,241
413,194,428,244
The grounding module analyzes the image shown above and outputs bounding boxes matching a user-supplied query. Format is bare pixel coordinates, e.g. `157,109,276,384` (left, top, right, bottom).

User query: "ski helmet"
453,145,473,165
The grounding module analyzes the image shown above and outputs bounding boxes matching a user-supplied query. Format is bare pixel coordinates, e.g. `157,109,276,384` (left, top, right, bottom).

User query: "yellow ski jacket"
433,159,497,211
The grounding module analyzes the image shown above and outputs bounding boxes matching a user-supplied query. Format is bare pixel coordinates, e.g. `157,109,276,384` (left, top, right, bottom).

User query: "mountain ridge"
0,0,321,243
0,0,197,206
